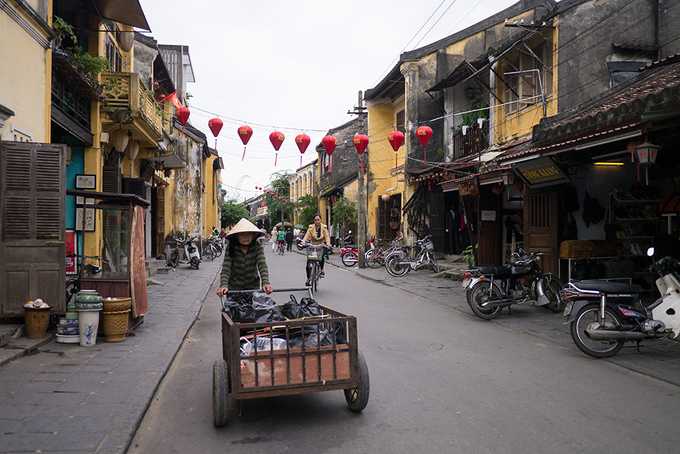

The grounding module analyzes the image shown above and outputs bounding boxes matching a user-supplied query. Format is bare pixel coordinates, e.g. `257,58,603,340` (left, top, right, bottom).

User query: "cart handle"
226,287,311,294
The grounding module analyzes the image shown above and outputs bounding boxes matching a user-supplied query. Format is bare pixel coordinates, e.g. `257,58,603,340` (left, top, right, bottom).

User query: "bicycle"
365,239,403,269
384,235,439,277
276,240,286,256
203,236,223,262
303,243,328,294
65,255,102,307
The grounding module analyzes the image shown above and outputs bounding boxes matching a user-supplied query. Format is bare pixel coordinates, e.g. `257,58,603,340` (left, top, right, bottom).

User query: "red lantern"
238,125,253,160
416,125,433,161
295,133,311,167
353,134,369,154
269,131,285,166
353,134,369,173
321,135,336,172
388,130,405,169
208,118,223,137
176,106,190,125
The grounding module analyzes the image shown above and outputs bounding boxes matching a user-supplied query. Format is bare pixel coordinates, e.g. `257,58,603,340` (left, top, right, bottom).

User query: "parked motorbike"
167,234,201,270
340,245,359,267
563,248,680,358
384,235,439,277
465,249,562,320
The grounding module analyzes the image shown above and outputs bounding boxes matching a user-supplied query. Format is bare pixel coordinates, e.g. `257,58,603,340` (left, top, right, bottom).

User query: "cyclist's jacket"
220,241,270,290
303,223,331,246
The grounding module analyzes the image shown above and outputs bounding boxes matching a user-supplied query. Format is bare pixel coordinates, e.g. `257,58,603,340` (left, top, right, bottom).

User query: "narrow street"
130,249,680,454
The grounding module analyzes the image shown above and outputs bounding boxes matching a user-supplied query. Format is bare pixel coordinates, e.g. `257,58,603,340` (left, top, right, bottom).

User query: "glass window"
101,207,130,278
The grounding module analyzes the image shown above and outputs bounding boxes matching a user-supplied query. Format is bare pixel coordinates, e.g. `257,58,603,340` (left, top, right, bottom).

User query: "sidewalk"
0,259,221,454
326,253,680,387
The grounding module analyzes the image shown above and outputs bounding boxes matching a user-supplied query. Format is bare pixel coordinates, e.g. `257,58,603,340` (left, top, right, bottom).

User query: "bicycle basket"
306,249,320,260
425,240,435,251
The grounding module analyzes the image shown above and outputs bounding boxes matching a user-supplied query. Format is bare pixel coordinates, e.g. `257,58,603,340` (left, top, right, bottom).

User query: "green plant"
71,52,109,79
53,16,109,80
221,200,250,228
297,195,318,227
332,197,357,233
266,173,294,225
463,245,476,267
53,16,77,49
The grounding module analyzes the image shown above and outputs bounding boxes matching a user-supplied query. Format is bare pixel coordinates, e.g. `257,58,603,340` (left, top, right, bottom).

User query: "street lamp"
635,141,660,185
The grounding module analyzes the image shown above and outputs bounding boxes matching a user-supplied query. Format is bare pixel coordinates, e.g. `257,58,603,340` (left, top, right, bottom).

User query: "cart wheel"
344,351,369,413
213,359,233,427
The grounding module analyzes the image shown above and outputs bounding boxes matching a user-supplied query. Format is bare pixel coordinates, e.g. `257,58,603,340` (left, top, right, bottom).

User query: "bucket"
78,309,100,347
102,309,130,342
25,307,51,339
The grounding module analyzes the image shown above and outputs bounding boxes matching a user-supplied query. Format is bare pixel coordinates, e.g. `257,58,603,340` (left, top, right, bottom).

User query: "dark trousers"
286,240,293,251
306,251,327,278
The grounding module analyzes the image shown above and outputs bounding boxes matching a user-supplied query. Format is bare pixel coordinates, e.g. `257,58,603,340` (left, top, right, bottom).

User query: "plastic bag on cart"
240,336,287,357
288,327,337,349
252,292,286,323
280,295,322,319
222,296,256,322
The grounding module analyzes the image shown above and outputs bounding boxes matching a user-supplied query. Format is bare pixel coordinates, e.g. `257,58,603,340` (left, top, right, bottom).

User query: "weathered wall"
556,0,657,113
659,0,680,57
171,131,203,235
202,155,219,237
317,118,362,195
133,39,157,90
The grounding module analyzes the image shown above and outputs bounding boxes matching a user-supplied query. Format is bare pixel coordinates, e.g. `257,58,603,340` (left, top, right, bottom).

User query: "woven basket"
102,309,130,342
25,307,51,339
102,297,132,313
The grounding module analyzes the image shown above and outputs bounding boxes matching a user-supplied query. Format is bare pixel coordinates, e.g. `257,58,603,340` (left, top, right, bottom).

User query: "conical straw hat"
227,218,264,238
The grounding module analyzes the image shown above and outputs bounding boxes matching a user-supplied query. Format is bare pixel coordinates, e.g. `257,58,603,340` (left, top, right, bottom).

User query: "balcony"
452,121,489,161
101,72,163,145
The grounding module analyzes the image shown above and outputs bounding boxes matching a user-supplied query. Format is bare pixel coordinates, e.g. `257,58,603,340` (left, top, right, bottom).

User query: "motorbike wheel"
365,249,382,269
385,254,410,277
167,250,179,268
342,252,358,267
468,281,502,320
190,257,200,270
204,246,215,262
542,274,563,313
570,303,624,358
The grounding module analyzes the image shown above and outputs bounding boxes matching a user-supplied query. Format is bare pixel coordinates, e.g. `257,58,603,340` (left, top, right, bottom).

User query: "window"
105,35,122,72
502,41,550,114
396,109,406,132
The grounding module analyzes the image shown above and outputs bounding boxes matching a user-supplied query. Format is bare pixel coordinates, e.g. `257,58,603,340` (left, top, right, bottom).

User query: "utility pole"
349,91,368,268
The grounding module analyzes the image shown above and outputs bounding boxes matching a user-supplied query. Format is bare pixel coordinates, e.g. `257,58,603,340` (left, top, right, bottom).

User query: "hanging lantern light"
295,133,311,168
353,134,369,173
111,130,130,153
416,125,433,162
269,131,285,166
388,130,405,169
117,31,134,52
208,117,223,151
176,106,190,125
237,125,253,160
322,135,336,172
126,140,139,161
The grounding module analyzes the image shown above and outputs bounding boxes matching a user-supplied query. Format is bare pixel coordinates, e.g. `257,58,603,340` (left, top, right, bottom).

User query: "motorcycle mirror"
348,230,352,234
647,247,655,257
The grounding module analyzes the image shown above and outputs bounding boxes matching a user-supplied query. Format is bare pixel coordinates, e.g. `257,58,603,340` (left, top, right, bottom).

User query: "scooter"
563,247,680,358
167,234,201,270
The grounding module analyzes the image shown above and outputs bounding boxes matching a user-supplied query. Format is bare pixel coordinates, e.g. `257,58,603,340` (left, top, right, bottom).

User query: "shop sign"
65,230,76,275
514,157,569,188
481,210,497,221
459,177,479,197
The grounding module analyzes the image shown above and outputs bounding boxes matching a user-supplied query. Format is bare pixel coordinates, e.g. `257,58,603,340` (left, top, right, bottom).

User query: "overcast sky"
141,0,520,201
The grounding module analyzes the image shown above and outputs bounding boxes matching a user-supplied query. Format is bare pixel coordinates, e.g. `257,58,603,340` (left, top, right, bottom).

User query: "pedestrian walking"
285,227,294,252
271,226,278,252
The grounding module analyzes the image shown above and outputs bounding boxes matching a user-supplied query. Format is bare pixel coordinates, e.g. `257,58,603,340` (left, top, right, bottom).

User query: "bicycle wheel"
386,254,410,277
365,249,382,269
311,262,319,294
204,245,215,262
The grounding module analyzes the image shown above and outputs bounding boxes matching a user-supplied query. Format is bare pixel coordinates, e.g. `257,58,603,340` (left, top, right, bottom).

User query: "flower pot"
102,297,131,313
24,307,51,339
102,309,130,342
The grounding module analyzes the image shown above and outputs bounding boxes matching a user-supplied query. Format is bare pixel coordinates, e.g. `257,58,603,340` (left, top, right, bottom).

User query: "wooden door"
477,189,502,265
0,142,66,316
429,191,446,253
523,190,559,274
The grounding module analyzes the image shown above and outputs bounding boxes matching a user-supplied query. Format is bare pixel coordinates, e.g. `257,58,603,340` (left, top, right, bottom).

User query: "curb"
122,263,221,454
0,334,54,368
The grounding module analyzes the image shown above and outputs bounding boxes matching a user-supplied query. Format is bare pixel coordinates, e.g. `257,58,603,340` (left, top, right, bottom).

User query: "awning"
94,0,151,31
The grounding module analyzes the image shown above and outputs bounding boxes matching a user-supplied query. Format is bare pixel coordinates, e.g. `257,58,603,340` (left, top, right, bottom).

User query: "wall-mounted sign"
459,177,479,197
65,230,76,275
514,157,569,188
481,210,497,221
75,174,96,190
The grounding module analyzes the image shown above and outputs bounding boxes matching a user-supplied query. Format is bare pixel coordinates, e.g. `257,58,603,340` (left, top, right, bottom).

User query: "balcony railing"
101,72,163,140
452,121,489,160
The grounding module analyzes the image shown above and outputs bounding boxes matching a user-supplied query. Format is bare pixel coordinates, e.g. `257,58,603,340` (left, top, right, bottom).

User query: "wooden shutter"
524,191,559,274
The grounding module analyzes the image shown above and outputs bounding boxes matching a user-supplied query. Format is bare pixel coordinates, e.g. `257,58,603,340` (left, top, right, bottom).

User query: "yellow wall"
202,155,220,237
367,98,406,238
0,3,52,142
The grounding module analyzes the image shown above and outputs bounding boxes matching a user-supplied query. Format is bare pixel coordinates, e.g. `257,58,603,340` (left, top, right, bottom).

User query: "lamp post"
635,141,659,185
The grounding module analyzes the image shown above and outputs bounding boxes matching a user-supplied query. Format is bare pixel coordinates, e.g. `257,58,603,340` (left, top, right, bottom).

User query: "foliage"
332,197,357,233
53,16,109,80
221,200,250,228
463,245,476,267
266,173,294,225
297,194,318,227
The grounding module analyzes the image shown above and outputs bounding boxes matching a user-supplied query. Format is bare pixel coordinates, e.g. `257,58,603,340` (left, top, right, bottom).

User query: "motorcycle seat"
477,265,512,277
573,280,643,294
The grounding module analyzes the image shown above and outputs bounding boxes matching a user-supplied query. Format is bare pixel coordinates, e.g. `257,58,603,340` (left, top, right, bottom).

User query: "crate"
560,240,593,259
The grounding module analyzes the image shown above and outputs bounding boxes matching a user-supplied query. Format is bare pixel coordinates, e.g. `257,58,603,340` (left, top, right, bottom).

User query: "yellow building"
202,148,223,237
290,158,317,226
0,0,53,142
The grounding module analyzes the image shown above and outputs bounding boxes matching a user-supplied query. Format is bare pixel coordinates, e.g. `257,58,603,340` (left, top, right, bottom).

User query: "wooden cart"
213,288,369,427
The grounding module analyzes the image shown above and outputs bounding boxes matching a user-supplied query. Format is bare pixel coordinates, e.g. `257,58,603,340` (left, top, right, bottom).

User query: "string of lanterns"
173,106,435,168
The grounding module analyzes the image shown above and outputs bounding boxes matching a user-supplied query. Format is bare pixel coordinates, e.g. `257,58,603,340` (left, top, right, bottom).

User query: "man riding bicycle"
276,228,286,254
303,214,331,286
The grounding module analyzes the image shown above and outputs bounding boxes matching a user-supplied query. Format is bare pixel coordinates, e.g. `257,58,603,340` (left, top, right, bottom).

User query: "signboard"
481,210,497,221
65,230,76,275
514,157,569,188
459,177,480,197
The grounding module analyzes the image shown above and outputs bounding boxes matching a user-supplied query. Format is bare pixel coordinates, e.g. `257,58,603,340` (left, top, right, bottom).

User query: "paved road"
130,249,680,454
